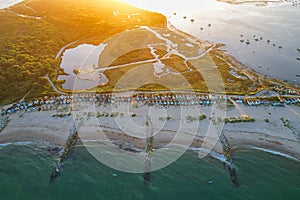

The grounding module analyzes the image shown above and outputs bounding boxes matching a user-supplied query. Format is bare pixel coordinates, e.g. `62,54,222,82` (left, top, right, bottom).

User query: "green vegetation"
186,115,197,123
95,111,121,118
224,116,255,124
185,114,207,123
52,112,71,118
159,115,173,121
1,0,296,105
96,111,109,118
244,96,281,103
280,117,298,136
280,117,292,129
166,115,173,121
0,117,10,132
0,12,60,104
109,112,117,118
198,114,207,121
87,112,96,117
211,117,224,125
89,34,267,94
264,118,270,123
208,48,259,94
0,0,165,105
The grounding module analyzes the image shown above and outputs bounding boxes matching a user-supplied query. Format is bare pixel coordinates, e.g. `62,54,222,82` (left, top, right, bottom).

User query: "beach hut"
236,100,243,104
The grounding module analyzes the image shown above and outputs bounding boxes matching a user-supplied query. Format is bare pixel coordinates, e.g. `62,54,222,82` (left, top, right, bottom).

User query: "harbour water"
120,0,300,85
0,144,300,199
4,0,299,84
0,0,23,9
57,43,108,90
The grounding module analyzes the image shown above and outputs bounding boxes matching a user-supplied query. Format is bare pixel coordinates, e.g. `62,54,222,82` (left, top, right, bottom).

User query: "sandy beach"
1,102,299,160
0,110,73,146
0,0,299,161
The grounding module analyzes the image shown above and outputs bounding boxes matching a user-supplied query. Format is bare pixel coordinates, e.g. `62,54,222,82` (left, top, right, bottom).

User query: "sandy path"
45,73,67,95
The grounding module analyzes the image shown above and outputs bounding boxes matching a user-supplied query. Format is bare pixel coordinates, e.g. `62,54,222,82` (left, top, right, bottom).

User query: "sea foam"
251,147,300,162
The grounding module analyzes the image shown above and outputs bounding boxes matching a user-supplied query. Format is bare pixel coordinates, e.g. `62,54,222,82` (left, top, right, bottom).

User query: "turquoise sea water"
1,145,300,200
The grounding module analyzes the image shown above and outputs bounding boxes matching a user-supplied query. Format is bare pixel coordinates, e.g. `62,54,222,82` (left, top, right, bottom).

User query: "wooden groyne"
144,116,153,185
60,131,78,162
220,133,239,186
50,124,78,181
220,133,231,161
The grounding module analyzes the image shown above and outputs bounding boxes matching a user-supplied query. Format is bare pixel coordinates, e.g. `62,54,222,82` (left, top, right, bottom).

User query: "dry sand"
1,103,300,159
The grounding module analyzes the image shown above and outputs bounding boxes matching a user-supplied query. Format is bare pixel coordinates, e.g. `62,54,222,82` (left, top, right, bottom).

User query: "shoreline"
217,0,292,6
167,20,300,90
0,0,299,164
1,102,299,162
53,19,300,94
1,134,299,163
0,0,24,10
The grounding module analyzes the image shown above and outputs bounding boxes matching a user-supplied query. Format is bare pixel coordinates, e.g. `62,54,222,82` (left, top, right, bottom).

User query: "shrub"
198,114,206,121
166,115,172,121
186,115,197,123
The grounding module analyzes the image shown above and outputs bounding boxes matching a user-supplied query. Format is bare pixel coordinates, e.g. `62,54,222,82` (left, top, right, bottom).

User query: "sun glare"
117,0,222,13
118,0,150,8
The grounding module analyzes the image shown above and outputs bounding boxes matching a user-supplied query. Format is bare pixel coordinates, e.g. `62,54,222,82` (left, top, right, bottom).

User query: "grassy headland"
0,0,298,105
0,0,166,105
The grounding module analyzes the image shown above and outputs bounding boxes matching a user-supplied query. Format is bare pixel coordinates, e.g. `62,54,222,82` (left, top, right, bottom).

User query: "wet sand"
1,103,299,159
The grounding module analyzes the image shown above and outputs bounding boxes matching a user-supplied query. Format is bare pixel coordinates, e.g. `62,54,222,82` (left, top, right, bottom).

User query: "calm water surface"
123,0,300,85
0,145,300,200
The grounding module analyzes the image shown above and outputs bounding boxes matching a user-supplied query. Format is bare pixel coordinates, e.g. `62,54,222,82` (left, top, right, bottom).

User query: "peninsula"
0,0,300,178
